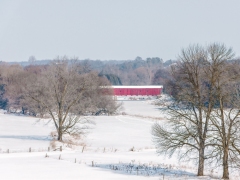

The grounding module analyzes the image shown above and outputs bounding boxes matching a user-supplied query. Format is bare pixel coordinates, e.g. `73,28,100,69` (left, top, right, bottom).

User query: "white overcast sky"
0,0,239,62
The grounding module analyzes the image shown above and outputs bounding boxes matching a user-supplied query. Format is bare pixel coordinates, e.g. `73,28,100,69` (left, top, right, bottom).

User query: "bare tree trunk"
220,97,230,180
222,148,229,179
198,142,205,176
58,127,63,141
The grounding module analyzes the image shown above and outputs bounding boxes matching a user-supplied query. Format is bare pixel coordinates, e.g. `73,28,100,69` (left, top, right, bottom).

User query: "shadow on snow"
0,135,52,141
91,162,195,177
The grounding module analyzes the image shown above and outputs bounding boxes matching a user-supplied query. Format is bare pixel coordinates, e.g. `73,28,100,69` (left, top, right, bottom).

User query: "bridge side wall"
113,88,162,96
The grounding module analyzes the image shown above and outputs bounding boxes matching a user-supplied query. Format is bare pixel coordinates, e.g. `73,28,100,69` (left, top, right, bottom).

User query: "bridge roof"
111,86,163,88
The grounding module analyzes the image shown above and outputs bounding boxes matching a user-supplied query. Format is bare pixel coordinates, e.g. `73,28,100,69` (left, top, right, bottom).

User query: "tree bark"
222,148,229,179
198,143,205,176
57,127,63,141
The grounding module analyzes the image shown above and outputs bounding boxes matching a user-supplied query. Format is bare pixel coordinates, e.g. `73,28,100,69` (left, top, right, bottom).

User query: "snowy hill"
0,100,238,180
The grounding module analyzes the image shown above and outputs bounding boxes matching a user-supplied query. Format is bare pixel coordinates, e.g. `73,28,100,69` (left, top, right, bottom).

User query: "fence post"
82,146,85,153
92,161,94,167
29,147,31,153
60,146,62,152
59,154,61,160
75,158,76,163
7,149,9,153
48,147,50,152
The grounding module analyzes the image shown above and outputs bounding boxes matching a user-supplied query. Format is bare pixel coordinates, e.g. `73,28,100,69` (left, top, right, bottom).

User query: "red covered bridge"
112,86,163,96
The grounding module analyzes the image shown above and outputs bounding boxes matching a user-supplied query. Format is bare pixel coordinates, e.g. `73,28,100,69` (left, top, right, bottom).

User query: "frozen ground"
0,100,238,179
88,115,154,149
0,112,53,150
119,98,164,118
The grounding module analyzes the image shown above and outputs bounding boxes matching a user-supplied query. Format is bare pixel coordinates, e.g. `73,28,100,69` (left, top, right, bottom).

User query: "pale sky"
0,0,239,62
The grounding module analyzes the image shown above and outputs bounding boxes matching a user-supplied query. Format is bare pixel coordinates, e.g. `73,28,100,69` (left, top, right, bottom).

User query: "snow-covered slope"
0,113,53,150
0,100,238,179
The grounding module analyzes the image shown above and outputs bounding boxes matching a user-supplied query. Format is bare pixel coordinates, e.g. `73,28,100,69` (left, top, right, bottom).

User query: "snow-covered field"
0,100,238,179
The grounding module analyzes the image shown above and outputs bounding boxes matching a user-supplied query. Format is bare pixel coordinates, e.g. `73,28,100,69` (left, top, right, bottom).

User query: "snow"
120,99,164,118
0,99,238,179
0,113,53,150
0,153,161,180
88,115,154,149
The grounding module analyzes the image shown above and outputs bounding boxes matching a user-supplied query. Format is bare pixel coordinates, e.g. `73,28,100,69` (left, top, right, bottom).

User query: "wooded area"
0,57,121,140
7,57,175,87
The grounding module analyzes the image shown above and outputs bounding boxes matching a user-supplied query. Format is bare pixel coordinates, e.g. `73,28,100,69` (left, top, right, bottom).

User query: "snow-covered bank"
0,113,53,150
0,100,239,179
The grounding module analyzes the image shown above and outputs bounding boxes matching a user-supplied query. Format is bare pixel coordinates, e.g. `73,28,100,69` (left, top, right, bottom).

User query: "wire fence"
0,146,62,154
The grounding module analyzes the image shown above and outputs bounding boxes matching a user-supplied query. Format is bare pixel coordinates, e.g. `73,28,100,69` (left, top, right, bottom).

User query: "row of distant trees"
0,58,120,141
96,57,173,86
21,56,175,87
152,43,240,179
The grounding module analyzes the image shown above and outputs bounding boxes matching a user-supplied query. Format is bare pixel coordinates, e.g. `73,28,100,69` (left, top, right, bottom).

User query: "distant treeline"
1,56,239,111
4,57,176,88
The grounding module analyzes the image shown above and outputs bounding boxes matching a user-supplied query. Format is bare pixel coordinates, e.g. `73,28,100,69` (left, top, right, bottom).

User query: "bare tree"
28,56,36,63
20,57,116,141
207,61,240,179
152,43,235,176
